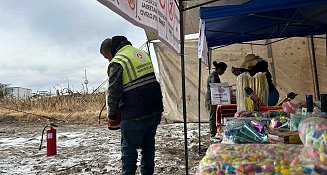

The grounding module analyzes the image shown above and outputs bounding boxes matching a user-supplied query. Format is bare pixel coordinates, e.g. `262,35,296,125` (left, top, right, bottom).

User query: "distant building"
35,90,51,97
9,87,32,99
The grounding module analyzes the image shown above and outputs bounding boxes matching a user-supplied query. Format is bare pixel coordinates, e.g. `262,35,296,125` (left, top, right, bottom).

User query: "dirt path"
0,121,210,175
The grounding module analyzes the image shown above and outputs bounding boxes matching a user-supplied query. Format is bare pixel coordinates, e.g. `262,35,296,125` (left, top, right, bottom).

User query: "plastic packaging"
289,113,305,131
223,119,269,144
244,87,265,107
298,117,327,166
282,101,297,116
236,72,269,112
196,144,304,175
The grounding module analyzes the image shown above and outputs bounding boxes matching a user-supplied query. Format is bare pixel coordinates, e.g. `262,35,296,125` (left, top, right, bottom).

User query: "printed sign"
210,82,231,105
198,19,209,66
98,0,181,54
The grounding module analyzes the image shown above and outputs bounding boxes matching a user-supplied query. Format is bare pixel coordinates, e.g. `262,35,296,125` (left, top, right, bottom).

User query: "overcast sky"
0,0,151,94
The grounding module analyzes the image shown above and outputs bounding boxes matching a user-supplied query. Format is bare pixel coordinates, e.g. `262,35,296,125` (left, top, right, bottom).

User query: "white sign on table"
210,82,231,105
97,0,181,54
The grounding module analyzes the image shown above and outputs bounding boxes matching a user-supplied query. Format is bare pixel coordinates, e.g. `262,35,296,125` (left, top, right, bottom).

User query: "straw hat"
240,54,262,69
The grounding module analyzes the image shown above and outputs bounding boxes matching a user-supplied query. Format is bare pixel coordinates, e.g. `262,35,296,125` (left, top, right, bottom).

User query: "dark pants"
120,111,161,175
205,99,218,137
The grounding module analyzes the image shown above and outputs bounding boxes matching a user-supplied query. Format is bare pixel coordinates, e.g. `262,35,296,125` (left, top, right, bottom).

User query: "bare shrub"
0,92,107,123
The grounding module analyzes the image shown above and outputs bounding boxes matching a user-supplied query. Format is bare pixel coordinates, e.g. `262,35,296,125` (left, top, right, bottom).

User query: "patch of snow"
0,123,211,174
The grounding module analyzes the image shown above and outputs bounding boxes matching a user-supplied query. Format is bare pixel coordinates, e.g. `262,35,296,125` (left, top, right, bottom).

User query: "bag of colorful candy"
294,117,327,173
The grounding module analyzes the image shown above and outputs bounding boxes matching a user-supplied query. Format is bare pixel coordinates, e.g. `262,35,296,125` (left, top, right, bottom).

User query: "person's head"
100,36,131,61
240,54,263,70
213,61,227,75
100,38,113,61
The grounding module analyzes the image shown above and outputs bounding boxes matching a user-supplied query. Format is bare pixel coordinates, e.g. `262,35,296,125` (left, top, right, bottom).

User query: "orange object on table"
258,106,283,112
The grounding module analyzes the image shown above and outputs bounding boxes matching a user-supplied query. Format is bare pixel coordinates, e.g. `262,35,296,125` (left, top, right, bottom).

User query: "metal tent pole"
146,40,151,56
198,57,202,155
178,1,188,174
326,34,327,68
210,50,213,74
310,36,320,101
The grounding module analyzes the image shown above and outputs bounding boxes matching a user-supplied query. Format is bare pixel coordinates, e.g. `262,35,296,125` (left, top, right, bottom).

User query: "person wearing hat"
232,54,279,106
205,61,228,141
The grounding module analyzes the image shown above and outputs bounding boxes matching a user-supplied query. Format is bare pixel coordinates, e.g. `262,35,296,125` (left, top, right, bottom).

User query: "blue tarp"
200,0,327,47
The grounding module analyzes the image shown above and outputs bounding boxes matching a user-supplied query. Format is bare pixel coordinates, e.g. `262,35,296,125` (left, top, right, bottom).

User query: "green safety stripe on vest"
116,54,138,80
113,57,133,82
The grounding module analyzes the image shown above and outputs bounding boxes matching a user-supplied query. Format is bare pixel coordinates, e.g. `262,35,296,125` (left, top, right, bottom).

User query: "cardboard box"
210,82,231,105
268,130,302,144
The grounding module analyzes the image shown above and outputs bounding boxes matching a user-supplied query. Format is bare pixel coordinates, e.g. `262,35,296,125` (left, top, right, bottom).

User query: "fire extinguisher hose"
39,126,48,150
98,102,106,125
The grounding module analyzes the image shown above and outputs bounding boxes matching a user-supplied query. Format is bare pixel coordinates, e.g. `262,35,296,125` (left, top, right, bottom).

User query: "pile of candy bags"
197,117,327,175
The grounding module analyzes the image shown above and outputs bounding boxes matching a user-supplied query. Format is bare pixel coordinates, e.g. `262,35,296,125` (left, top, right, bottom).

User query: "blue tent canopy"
200,0,327,48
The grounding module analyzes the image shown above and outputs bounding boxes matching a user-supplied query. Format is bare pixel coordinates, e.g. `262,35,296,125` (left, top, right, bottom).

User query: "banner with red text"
98,0,181,54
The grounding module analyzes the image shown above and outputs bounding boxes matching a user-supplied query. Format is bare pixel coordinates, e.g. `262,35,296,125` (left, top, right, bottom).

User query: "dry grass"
0,93,107,124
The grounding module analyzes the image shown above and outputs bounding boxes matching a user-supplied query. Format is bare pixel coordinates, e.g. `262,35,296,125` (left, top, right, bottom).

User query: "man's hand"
108,119,120,130
232,67,247,76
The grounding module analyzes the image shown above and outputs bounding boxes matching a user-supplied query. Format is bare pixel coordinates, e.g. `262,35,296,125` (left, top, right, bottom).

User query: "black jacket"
107,36,163,120
248,60,277,92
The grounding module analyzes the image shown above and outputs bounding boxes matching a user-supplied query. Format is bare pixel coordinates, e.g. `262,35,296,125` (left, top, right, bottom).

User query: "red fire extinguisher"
39,123,58,156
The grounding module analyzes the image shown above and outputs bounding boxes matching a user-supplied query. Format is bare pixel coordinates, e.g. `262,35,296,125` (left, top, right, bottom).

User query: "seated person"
232,54,279,106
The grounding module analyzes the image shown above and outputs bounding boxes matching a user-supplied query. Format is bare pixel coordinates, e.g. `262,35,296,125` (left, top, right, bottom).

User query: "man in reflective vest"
100,36,163,175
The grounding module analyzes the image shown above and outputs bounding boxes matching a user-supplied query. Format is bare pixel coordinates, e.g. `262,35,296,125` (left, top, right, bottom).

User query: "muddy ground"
0,120,211,175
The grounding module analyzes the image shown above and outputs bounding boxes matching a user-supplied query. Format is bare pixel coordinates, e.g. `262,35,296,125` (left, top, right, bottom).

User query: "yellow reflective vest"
111,45,156,91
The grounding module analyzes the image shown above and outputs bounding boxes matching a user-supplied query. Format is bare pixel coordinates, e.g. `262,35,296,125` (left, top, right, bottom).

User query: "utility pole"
84,69,89,94
63,76,70,90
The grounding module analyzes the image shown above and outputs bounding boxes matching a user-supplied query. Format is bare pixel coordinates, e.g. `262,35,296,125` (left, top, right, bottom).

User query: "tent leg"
198,58,201,155
325,34,327,68
179,1,189,174
208,49,212,75
310,36,320,101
